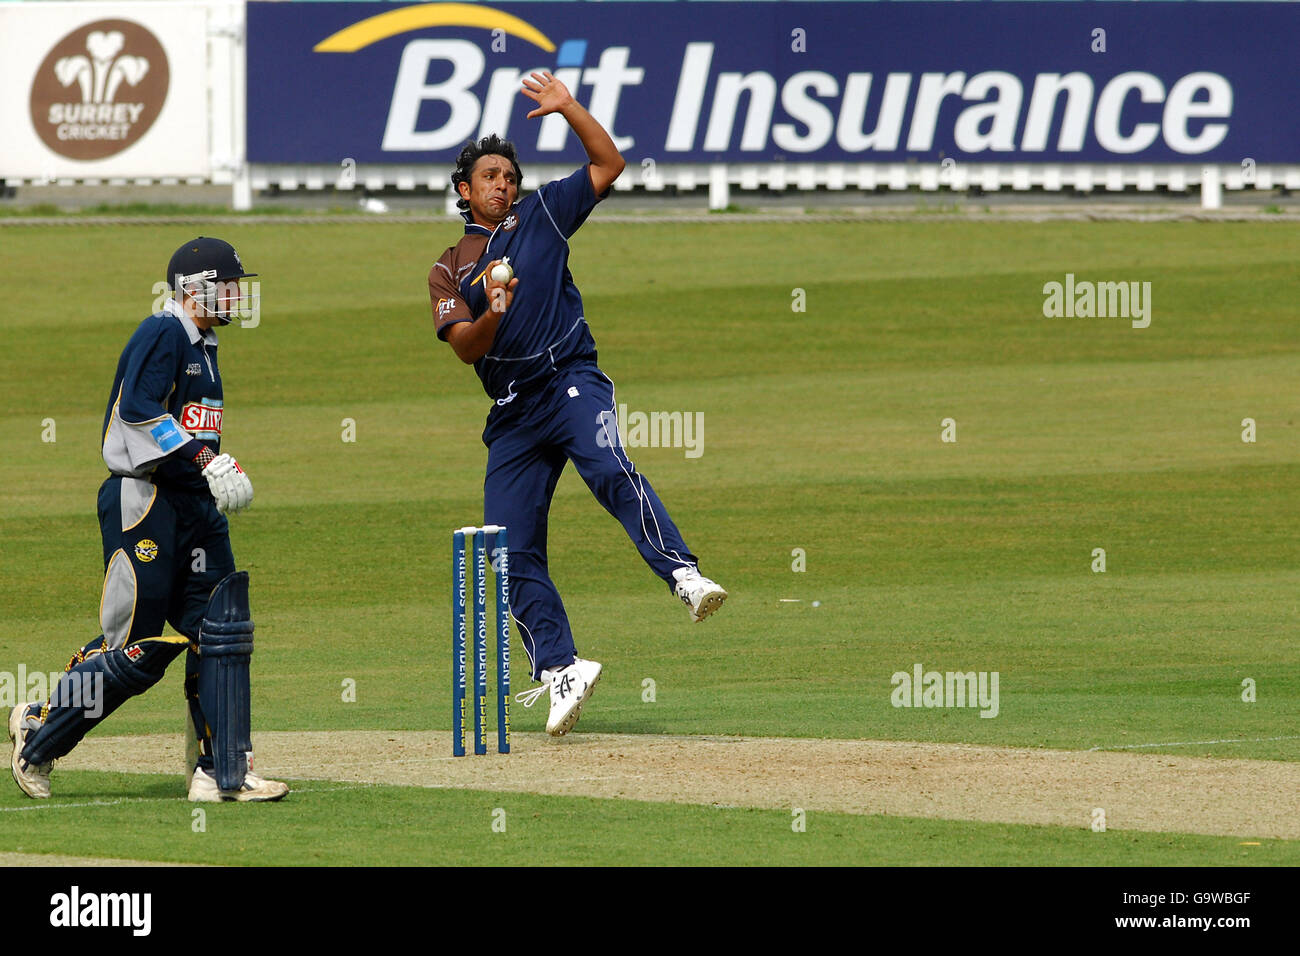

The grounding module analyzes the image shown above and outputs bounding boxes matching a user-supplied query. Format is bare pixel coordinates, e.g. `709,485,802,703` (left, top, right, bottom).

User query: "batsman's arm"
106,322,209,473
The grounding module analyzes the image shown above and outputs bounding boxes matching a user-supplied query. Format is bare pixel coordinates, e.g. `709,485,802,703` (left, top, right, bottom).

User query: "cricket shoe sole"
672,567,729,623
690,588,728,623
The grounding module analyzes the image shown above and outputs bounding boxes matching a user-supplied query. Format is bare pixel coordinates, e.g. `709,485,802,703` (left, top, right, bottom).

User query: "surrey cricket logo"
30,19,169,161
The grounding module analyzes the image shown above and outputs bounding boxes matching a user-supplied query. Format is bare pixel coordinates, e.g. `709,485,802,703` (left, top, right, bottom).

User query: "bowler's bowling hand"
485,269,520,314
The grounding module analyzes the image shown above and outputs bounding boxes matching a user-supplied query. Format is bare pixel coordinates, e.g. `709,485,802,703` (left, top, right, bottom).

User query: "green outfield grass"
2,772,1295,867
0,219,1296,865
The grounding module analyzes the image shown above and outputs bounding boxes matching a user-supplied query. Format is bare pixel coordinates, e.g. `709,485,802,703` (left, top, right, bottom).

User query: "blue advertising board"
246,2,1300,164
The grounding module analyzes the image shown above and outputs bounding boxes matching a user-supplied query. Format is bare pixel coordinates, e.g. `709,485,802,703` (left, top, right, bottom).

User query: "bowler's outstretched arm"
521,70,626,195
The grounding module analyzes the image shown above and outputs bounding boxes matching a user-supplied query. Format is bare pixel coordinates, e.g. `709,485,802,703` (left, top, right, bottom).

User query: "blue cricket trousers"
482,362,697,680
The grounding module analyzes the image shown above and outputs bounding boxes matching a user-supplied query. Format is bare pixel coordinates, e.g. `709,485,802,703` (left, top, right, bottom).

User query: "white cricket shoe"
8,704,51,799
672,567,728,623
188,765,289,803
544,658,602,736
517,658,603,737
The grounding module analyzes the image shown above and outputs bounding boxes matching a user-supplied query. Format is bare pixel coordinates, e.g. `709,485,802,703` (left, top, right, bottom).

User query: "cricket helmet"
166,236,258,325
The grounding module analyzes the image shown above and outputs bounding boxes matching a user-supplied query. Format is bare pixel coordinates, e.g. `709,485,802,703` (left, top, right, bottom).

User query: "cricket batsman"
428,71,728,738
8,237,288,802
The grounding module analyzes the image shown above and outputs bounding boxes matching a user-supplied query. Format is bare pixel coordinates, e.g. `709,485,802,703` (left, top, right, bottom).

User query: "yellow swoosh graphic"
314,2,556,53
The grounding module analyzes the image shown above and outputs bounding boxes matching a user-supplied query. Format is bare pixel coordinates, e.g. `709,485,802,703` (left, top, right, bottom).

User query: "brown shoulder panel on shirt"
428,235,488,339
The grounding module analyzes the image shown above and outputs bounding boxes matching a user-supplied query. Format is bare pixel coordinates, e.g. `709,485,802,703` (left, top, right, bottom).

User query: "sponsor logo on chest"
180,399,223,438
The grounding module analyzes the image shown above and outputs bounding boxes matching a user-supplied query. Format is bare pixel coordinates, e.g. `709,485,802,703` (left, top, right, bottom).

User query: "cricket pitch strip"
56,730,1299,840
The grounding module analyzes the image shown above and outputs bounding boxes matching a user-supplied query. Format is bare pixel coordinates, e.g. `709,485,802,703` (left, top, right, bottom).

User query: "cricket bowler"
428,71,728,737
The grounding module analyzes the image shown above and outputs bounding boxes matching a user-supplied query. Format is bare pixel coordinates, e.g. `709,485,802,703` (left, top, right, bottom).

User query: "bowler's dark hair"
451,134,523,211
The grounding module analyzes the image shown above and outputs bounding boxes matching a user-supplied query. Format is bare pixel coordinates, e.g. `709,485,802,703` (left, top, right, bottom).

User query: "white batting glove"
202,453,254,514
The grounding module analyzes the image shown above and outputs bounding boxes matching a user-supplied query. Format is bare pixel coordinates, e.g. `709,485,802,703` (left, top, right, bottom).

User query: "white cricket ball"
490,259,513,284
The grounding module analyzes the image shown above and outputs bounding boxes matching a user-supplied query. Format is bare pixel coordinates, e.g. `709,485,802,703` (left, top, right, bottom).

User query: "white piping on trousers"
513,612,538,678
596,370,693,572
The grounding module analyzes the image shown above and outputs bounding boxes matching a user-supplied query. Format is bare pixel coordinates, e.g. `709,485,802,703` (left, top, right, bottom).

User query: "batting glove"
202,453,254,514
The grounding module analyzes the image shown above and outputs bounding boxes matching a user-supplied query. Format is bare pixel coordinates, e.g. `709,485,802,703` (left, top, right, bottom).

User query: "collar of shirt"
461,202,518,235
164,297,219,347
